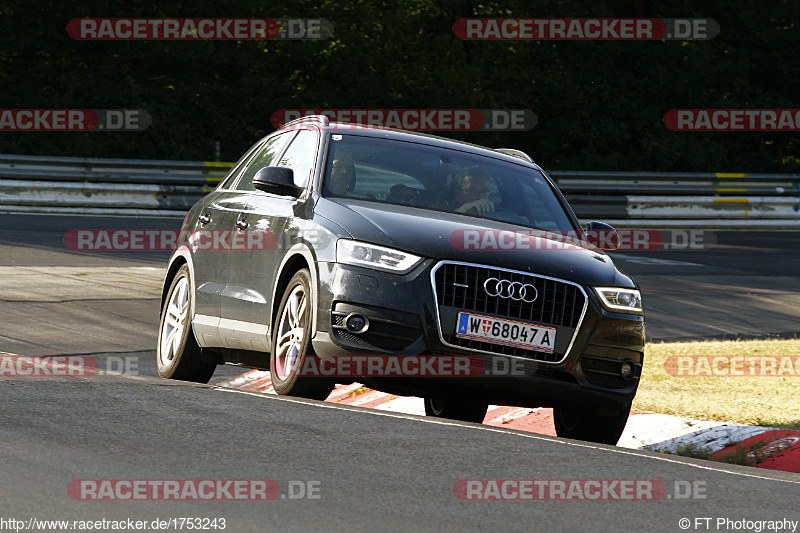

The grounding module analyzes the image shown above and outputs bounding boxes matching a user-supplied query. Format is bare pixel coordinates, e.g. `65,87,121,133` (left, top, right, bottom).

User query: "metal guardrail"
0,154,798,226
550,170,800,227
0,154,232,216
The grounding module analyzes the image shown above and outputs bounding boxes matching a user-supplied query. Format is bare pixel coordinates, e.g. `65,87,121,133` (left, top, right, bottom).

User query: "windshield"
321,134,576,231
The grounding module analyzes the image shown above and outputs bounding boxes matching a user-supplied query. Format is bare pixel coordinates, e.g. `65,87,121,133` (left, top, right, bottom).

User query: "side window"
234,132,290,191
219,138,268,189
275,130,319,188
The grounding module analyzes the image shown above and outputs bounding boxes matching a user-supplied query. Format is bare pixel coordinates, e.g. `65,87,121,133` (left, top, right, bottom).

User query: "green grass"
633,339,800,430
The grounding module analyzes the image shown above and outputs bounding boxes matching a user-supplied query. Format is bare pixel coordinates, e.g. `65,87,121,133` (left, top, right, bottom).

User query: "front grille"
433,262,586,363
434,263,584,328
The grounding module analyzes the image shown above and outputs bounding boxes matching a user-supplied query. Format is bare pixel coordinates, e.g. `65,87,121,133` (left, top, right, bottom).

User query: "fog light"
345,313,369,334
620,360,635,380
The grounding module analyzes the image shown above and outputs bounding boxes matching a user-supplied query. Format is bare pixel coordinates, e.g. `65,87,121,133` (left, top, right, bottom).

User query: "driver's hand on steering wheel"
458,199,495,216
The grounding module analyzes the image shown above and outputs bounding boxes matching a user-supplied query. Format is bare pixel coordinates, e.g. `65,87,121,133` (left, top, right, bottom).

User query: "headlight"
336,240,423,274
594,287,643,313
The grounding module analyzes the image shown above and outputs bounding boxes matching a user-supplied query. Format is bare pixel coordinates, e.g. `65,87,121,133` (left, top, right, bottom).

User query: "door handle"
198,214,212,225
236,218,249,230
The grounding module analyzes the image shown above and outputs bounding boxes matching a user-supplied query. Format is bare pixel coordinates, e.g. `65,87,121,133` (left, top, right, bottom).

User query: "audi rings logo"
483,278,538,303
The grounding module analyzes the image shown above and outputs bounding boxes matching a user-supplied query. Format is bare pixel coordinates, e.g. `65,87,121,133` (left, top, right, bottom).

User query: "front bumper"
311,260,645,413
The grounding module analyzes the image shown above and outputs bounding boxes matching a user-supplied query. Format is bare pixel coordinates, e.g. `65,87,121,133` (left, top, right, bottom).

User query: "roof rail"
495,148,534,164
281,114,331,128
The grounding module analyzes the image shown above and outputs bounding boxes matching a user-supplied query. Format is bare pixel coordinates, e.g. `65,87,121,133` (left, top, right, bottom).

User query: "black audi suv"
157,115,645,445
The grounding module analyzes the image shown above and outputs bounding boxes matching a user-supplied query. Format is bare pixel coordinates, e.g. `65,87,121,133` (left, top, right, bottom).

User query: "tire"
157,264,216,383
424,397,488,424
270,269,334,401
553,402,632,445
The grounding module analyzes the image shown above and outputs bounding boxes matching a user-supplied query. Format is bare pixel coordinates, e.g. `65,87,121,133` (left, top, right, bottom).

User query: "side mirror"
252,167,303,197
584,221,620,250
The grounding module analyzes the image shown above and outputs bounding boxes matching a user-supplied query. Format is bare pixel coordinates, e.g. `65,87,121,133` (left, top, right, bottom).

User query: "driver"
327,153,375,199
449,166,495,216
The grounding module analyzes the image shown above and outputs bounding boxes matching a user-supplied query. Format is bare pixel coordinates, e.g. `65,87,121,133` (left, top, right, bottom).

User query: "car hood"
315,198,636,287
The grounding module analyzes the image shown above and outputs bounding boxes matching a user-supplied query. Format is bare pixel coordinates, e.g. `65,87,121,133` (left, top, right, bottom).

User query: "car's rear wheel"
424,397,488,424
157,264,216,383
553,402,632,445
270,269,334,400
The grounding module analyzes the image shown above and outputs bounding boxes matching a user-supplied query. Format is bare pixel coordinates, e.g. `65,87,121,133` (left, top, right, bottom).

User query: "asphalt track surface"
1,213,799,531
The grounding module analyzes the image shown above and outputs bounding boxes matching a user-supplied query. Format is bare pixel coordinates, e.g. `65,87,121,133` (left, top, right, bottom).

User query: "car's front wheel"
424,397,488,423
270,269,334,400
553,402,632,445
157,264,216,383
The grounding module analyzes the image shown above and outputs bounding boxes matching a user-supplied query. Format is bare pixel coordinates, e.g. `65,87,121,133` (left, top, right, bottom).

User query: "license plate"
455,311,556,353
